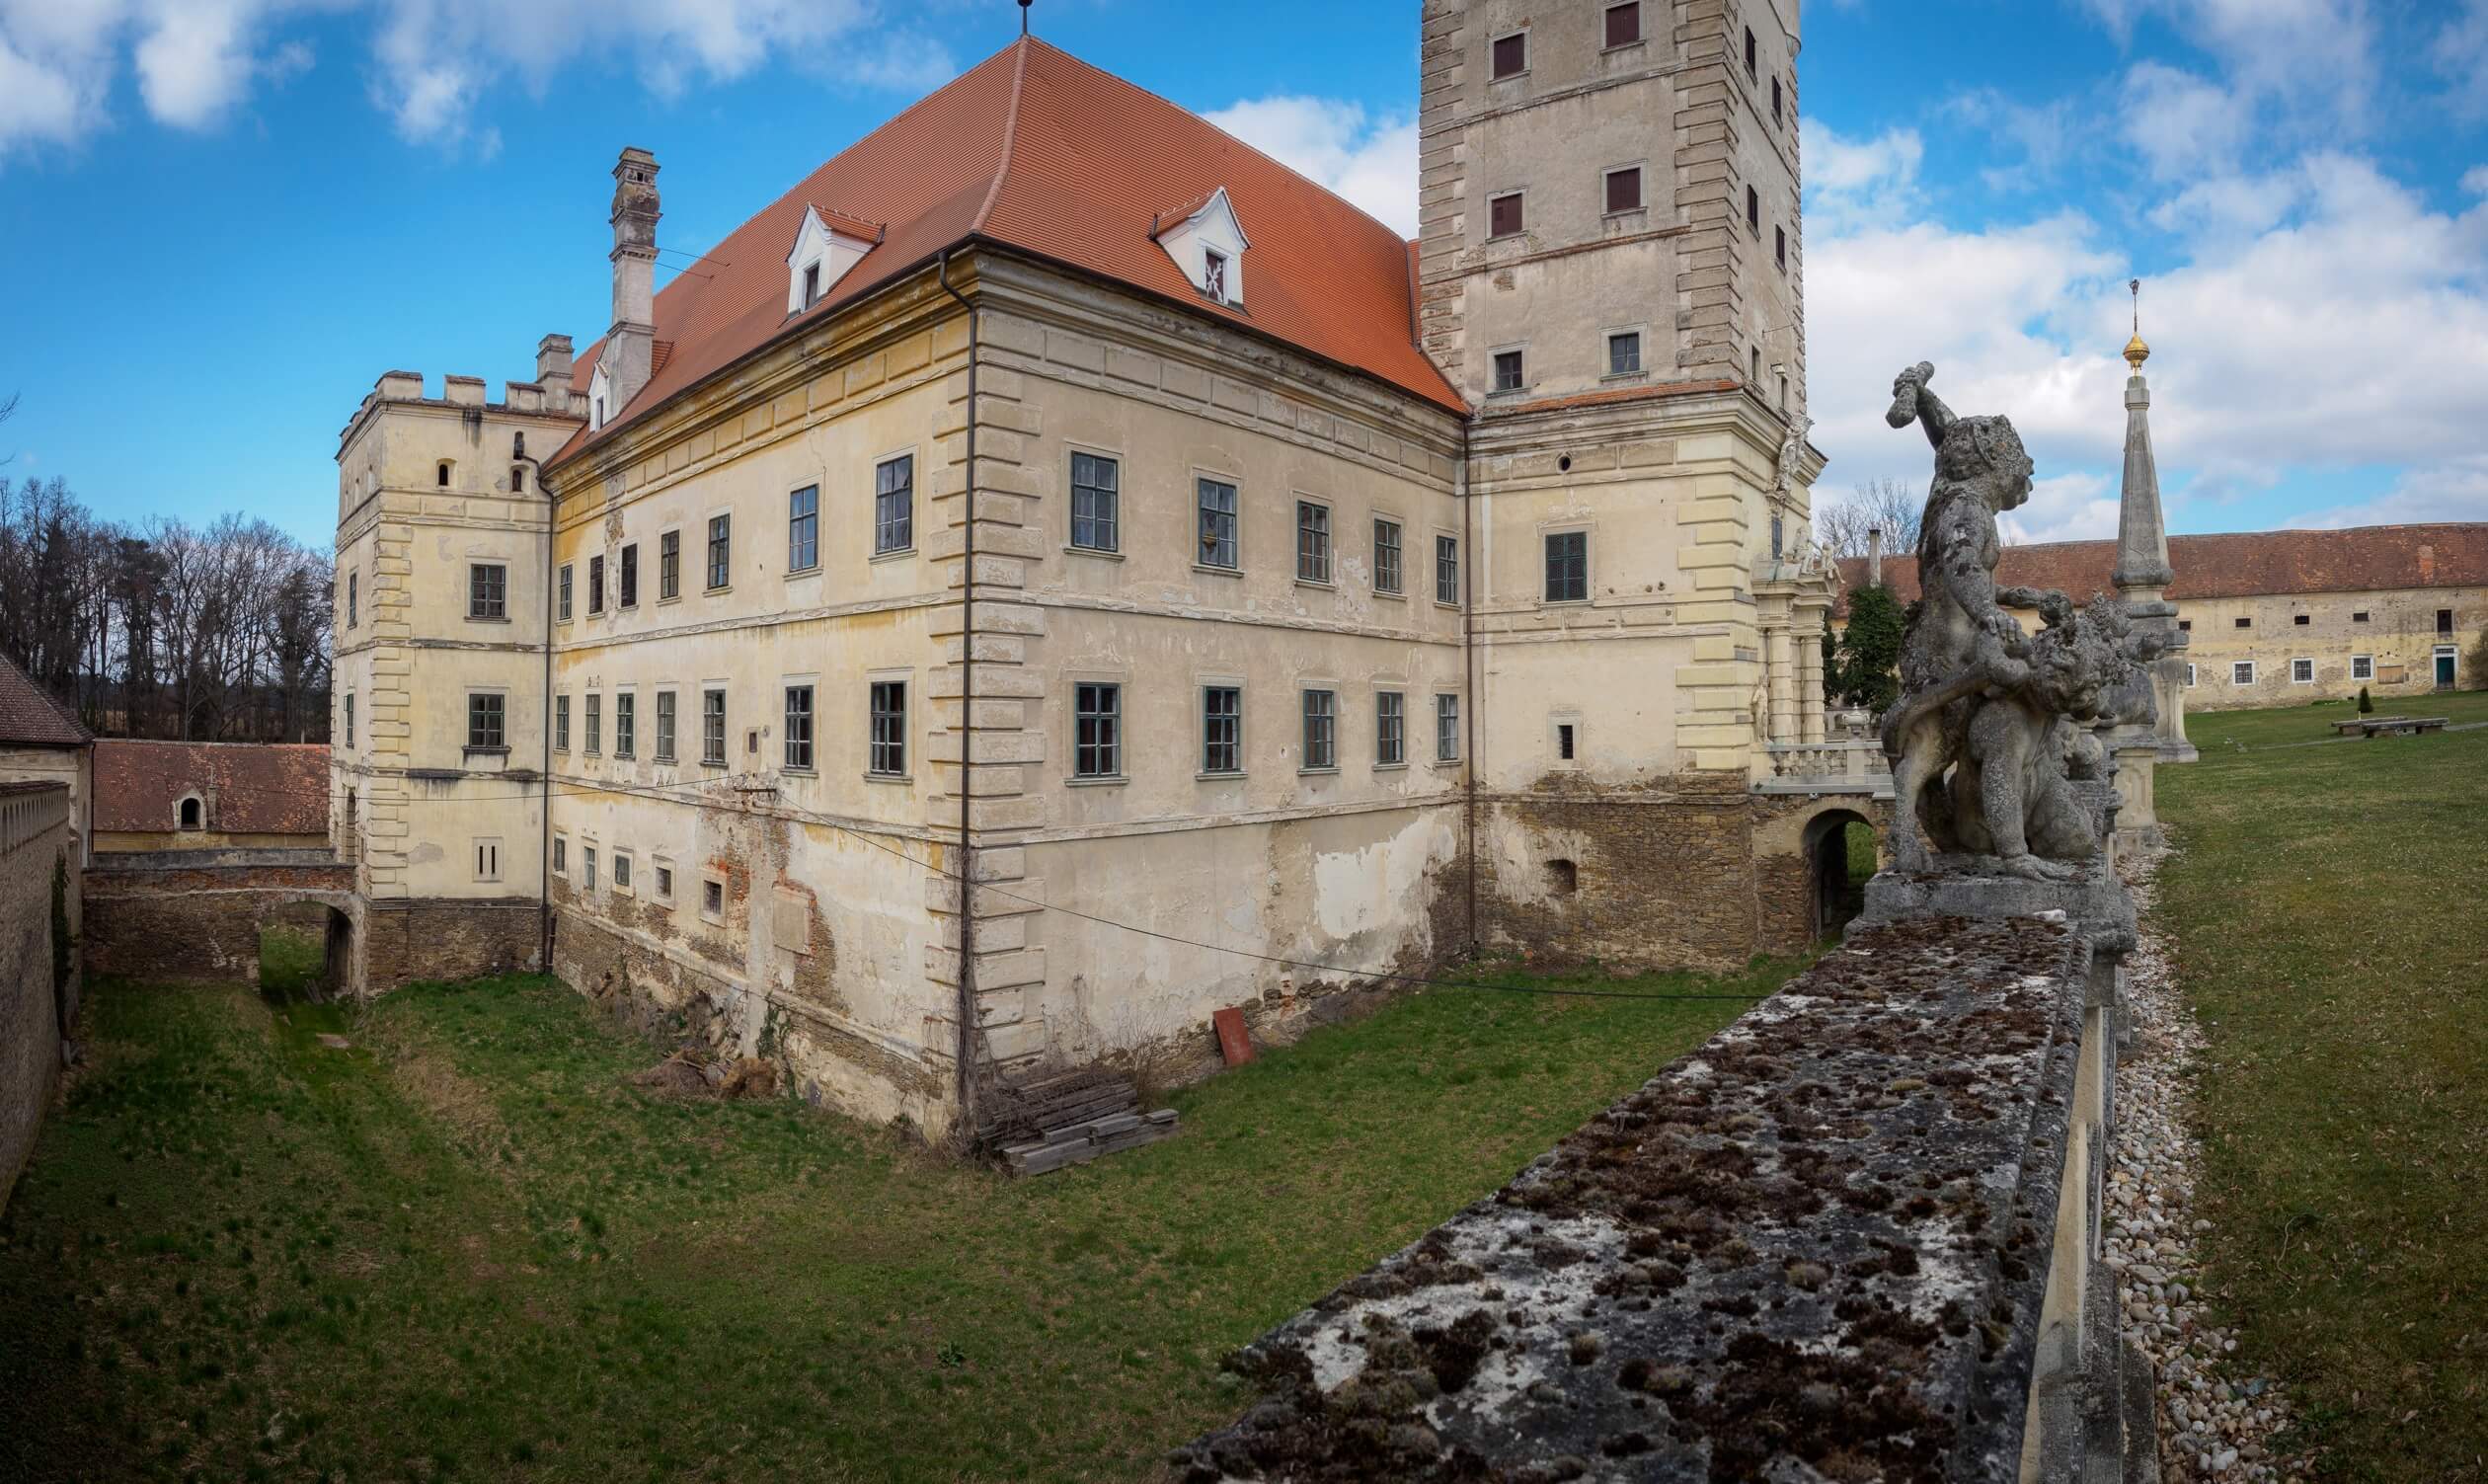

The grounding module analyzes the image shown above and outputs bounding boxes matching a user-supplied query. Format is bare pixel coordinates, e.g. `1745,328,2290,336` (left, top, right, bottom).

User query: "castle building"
331,4,1855,1138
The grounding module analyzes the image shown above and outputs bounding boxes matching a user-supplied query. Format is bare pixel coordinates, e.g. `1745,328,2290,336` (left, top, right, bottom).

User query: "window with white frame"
584,693,601,753
784,685,815,770
784,204,879,315
554,693,570,752
558,564,573,621
788,486,818,572
1373,518,1403,595
583,845,597,890
875,455,914,554
1544,530,1589,602
1202,686,1242,775
703,878,724,919
1375,690,1405,766
1296,501,1331,584
588,555,605,613
869,680,906,777
619,543,638,607
1437,693,1460,761
2352,655,2373,680
613,852,633,893
1070,452,1119,552
654,861,674,902
2292,658,2314,683
1607,331,1641,377
1301,689,1337,771
2232,661,2256,685
702,688,727,765
473,838,502,883
655,690,676,762
707,515,732,589
613,692,636,758
345,693,354,746
660,530,679,599
1197,478,1238,569
1436,534,1460,605
1075,683,1122,778
1492,349,1524,393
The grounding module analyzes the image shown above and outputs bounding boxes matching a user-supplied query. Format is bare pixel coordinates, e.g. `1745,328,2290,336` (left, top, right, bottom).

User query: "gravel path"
2112,851,2309,1482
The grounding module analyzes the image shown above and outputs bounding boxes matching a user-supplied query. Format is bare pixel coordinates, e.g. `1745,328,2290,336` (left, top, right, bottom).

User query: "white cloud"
1201,95,1418,237
2120,62,2250,181
2440,2,2488,117
2000,471,2121,547
2466,166,2488,196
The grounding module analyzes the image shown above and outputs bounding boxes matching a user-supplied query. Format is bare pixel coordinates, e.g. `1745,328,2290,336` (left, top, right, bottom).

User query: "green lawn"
0,950,1787,1482
2157,691,2488,1481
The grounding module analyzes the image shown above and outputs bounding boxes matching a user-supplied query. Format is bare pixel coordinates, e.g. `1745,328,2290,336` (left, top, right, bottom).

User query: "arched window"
437,460,452,488
179,797,203,830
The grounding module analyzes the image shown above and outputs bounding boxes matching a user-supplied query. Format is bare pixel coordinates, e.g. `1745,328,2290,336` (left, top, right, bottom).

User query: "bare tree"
1814,477,1926,560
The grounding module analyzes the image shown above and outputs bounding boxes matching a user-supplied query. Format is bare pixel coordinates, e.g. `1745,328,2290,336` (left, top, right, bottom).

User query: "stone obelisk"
2107,283,2196,848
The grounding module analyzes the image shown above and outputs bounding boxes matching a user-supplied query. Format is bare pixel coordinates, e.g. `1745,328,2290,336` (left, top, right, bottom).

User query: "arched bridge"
82,850,359,991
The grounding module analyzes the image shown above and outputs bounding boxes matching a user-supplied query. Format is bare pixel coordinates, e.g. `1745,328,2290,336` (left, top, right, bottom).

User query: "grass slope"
2157,691,2488,1481
0,950,1791,1482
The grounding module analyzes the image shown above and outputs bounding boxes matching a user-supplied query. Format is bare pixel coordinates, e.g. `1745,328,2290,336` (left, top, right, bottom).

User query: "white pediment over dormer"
786,204,885,317
1152,187,1250,307
587,358,613,431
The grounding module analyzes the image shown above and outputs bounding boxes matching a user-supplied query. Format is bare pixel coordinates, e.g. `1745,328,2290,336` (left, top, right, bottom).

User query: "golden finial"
2124,277,2149,372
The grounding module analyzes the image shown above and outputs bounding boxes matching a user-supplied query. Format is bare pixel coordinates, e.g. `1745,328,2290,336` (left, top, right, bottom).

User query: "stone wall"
1,783,75,1214
1176,914,2152,1481
82,860,355,986
361,898,542,993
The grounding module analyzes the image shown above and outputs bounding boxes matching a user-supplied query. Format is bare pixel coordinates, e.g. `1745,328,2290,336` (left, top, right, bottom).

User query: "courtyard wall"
1,782,75,1213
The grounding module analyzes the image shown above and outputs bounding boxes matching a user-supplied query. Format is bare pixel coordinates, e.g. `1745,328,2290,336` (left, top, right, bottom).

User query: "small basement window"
2353,610,2371,622
2234,616,2252,629
1546,859,1579,897
2294,613,2310,625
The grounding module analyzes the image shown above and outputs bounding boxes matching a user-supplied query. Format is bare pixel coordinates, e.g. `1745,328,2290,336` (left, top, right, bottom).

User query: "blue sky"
2,0,2483,550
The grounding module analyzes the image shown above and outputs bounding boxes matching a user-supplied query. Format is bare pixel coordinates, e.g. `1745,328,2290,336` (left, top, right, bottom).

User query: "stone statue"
1877,363,2160,881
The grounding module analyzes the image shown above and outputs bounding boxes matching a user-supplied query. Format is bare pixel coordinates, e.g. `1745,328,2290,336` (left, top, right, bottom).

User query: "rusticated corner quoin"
1173,917,2088,1483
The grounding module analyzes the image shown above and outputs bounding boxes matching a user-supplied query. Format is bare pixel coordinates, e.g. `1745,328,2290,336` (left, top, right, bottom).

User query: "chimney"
1867,527,1884,587
535,334,574,388
604,147,661,415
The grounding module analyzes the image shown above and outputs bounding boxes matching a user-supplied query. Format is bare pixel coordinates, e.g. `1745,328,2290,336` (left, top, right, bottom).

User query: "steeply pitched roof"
93,741,330,835
554,38,1459,463
1834,523,2488,613
0,655,89,748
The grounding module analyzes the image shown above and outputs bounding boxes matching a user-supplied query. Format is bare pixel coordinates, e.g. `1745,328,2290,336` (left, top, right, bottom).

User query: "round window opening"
1557,454,1573,472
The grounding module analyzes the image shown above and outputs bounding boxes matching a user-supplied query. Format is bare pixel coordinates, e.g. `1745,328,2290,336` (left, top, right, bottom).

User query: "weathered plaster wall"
0,784,74,1214
2173,586,2485,709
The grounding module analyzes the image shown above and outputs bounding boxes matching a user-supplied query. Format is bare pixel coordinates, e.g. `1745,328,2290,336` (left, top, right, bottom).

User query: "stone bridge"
82,850,360,992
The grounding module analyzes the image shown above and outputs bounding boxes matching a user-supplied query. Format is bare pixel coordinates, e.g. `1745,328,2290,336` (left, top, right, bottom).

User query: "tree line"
0,472,333,743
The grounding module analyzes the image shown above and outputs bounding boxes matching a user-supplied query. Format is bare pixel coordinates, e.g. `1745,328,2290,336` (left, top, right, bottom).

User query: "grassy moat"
0,930,1788,1481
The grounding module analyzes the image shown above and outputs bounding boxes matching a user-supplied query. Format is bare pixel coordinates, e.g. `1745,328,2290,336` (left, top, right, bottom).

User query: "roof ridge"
970,37,1032,237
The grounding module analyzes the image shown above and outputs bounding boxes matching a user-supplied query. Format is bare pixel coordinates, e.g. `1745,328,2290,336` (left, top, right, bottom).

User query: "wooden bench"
2365,717,2448,738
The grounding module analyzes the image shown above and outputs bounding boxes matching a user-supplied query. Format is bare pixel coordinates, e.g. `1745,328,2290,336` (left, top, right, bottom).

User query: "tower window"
1772,77,1783,122
1748,186,1760,234
1608,331,1641,376
436,461,452,488
1745,26,1757,77
1604,3,1640,47
1491,31,1526,79
1775,225,1787,270
1604,166,1642,214
1751,347,1763,384
1489,191,1524,239
1493,350,1524,393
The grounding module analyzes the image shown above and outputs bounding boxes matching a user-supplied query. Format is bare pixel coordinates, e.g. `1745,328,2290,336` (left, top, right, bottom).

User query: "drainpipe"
1460,418,1477,955
937,250,979,1135
517,449,556,975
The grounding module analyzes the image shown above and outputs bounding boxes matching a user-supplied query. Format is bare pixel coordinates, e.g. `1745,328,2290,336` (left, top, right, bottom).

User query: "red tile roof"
0,655,89,748
1835,523,2488,613
94,741,330,835
553,38,1459,465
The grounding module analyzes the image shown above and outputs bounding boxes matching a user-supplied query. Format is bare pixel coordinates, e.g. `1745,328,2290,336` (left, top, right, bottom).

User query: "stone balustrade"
1754,740,1895,796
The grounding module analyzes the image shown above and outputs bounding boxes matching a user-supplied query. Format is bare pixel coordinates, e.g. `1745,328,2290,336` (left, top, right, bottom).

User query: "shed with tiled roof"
93,741,331,852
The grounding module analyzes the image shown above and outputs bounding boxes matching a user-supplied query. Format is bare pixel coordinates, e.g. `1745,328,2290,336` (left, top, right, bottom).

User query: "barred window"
584,694,601,754
1436,693,1460,761
788,485,818,572
1295,502,1332,583
1436,535,1460,604
869,681,907,776
1074,683,1122,778
875,455,914,554
707,514,732,589
702,689,727,765
1376,691,1404,766
655,690,676,761
619,543,638,607
1373,518,1403,594
557,564,573,621
784,685,815,770
613,692,636,758
469,563,506,620
1301,690,1337,771
1202,685,1242,775
1197,478,1238,569
554,693,570,751
660,529,679,598
1544,530,1589,602
467,692,505,749
1070,452,1120,552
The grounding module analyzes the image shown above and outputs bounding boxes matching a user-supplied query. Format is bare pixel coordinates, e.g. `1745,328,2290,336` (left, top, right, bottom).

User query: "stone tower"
1422,0,1849,967
330,351,583,992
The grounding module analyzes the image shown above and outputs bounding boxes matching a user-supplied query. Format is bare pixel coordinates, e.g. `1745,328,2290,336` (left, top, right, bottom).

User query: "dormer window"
588,360,612,431
1151,187,1250,307
785,203,883,318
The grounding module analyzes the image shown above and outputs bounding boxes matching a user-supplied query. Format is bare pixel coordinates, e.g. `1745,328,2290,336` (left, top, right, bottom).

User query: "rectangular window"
1492,349,1524,392
1604,2,1640,47
1436,693,1460,761
788,486,818,572
1375,691,1404,766
660,530,679,599
1558,723,1577,760
2352,609,2370,623
1296,501,1332,583
784,685,815,770
655,864,673,901
2232,662,2256,685
468,693,505,749
1772,76,1783,122
585,694,601,754
1747,185,1760,234
619,543,638,607
613,692,636,757
511,464,526,493
345,693,354,746
552,834,567,874
2235,616,2252,629
583,846,597,891
1301,689,1337,771
588,555,605,613
1745,24,1757,76
1544,530,1589,602
2294,613,2309,625
554,693,570,751
469,563,506,620
1197,477,1239,569
1070,451,1120,552
655,690,676,762
348,572,358,628
1074,683,1122,778
702,689,727,765
474,839,501,882
1489,192,1524,238
1491,30,1526,78
2292,658,2315,683
558,564,573,621
1436,534,1460,604
803,262,820,306
2179,619,2192,632
875,454,914,554
1373,519,1403,594
2439,608,2454,634
869,681,906,777
1202,686,1242,775
1604,166,1642,213
614,853,632,892
1203,249,1228,301
2352,655,2374,680
1607,332,1641,376
2185,664,2197,687
703,879,723,917
707,514,732,589
1775,225,1787,270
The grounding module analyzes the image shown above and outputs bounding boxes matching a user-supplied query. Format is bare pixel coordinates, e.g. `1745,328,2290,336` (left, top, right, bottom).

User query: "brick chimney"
603,147,661,416
1867,527,1884,587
